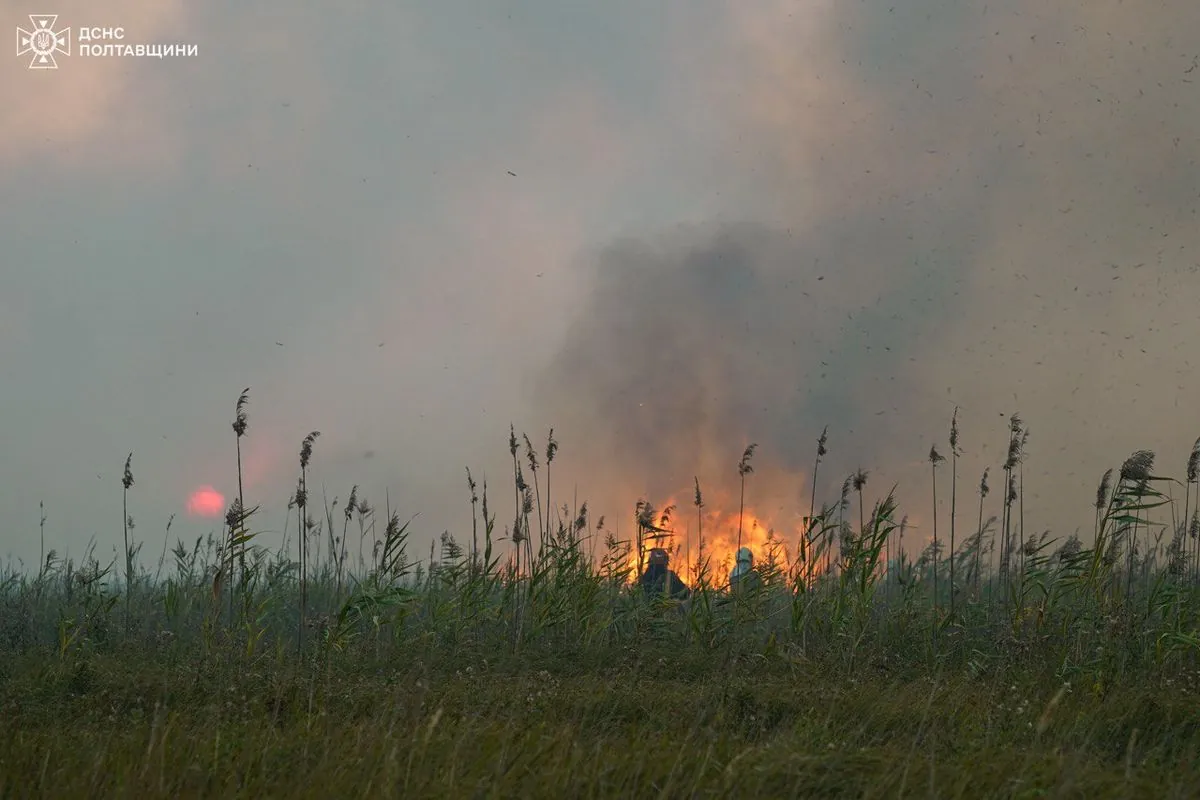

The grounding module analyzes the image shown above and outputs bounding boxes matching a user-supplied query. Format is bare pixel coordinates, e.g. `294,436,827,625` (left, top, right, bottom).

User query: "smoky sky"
4,0,1200,568
536,0,1200,540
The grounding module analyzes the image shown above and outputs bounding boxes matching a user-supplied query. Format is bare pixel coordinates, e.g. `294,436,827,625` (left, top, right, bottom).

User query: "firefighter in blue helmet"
640,548,690,600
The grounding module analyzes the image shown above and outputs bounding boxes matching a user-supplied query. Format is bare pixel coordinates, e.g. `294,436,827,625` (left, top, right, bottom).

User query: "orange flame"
623,495,832,589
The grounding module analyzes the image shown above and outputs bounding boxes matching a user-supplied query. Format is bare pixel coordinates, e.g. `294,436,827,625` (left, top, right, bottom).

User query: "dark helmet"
647,548,669,567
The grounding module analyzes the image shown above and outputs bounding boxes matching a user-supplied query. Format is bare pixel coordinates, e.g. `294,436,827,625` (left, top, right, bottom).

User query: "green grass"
3,645,1199,797
3,405,1200,797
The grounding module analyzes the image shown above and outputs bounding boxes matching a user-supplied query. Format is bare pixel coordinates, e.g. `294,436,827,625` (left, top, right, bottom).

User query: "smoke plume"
536,0,1200,554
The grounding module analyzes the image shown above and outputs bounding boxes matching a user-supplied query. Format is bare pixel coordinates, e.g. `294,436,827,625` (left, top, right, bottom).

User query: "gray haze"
3,0,1200,569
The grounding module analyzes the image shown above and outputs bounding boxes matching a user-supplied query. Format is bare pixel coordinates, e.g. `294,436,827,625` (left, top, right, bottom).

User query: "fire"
686,506,783,581
625,497,827,588
187,486,226,518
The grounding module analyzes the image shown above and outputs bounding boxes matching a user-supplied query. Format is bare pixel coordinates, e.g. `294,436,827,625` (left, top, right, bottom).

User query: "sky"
3,0,1200,576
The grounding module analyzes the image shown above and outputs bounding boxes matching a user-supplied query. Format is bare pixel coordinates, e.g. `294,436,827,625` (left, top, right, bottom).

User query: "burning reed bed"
2,396,1200,797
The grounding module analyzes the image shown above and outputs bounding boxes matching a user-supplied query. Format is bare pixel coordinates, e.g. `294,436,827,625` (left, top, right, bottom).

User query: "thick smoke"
538,216,978,516
536,0,1200,549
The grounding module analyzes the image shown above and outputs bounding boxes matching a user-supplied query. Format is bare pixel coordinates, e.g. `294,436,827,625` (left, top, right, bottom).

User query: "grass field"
4,646,1199,798
3,403,1200,798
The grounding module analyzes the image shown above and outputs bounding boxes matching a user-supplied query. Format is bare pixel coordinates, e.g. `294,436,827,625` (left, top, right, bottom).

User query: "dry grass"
3,399,1200,796
2,648,1199,798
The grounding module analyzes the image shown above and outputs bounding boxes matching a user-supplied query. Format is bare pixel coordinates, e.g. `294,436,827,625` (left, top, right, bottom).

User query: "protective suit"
729,547,763,594
639,548,690,600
